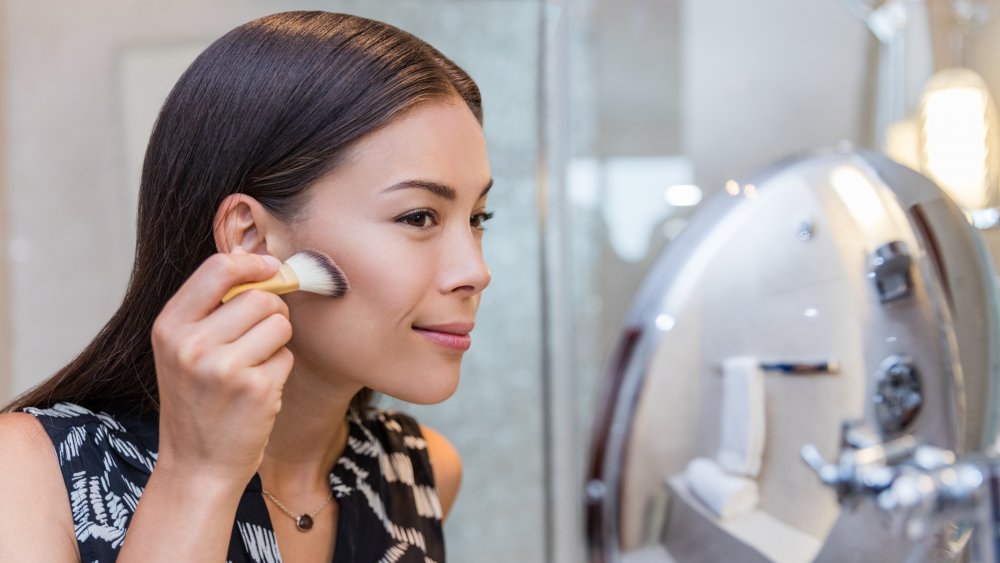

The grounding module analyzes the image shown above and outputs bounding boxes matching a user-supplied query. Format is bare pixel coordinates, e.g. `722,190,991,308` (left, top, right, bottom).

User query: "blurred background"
1,1,998,561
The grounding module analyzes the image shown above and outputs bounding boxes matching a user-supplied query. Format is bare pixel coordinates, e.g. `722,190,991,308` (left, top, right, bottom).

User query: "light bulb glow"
922,88,989,206
662,184,703,207
919,68,999,211
655,313,676,332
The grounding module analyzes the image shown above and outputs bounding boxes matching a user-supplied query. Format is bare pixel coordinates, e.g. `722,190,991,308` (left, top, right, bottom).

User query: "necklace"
262,489,335,532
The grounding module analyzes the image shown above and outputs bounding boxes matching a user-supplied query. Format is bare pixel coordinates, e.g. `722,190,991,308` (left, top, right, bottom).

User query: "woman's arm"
420,425,463,520
0,413,79,562
115,460,246,562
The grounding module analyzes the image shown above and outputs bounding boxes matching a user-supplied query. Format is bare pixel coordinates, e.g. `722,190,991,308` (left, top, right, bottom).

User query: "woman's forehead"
324,101,491,199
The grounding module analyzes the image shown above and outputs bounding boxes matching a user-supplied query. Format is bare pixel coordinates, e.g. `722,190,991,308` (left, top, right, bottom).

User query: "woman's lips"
412,322,474,351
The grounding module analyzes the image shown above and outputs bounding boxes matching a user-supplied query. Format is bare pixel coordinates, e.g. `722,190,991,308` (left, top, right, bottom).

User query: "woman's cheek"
360,239,434,298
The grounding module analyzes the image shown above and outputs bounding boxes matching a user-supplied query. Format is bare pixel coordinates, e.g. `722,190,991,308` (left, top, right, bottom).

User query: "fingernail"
263,255,282,268
231,245,245,254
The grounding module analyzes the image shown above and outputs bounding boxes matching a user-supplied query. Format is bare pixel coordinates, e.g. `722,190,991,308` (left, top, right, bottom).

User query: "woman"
0,10,491,562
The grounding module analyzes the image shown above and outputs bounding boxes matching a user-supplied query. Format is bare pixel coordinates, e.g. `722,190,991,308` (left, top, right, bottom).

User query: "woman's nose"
440,229,492,296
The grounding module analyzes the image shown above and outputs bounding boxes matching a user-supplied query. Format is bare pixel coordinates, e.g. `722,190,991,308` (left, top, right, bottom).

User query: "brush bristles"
284,250,350,298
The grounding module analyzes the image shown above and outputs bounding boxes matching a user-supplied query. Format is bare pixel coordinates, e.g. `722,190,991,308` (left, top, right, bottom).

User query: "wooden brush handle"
221,264,299,303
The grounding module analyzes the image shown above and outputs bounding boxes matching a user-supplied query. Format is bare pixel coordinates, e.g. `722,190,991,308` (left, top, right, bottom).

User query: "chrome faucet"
802,421,999,561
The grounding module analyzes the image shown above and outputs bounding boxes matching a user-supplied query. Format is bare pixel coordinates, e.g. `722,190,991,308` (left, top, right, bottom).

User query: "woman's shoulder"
0,412,80,560
0,410,72,485
0,410,62,462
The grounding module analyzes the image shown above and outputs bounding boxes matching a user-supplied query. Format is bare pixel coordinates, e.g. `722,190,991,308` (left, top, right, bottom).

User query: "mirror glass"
586,150,1000,563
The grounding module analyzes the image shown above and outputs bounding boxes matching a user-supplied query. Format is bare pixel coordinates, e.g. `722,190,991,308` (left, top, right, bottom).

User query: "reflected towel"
717,356,765,477
683,457,759,520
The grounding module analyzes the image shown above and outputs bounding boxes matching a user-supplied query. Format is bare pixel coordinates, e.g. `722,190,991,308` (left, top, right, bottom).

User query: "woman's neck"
255,364,360,497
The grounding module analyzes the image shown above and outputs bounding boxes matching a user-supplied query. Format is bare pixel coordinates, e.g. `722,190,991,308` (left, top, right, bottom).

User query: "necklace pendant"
295,514,314,531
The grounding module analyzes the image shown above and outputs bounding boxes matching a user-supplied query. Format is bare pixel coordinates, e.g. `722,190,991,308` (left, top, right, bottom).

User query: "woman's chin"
381,372,461,405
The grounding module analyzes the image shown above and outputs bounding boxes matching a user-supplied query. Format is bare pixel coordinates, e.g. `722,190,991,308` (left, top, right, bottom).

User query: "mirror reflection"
588,149,1000,562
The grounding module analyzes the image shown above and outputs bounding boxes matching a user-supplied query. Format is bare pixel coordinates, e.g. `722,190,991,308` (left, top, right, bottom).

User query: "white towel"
683,457,759,520
717,356,765,477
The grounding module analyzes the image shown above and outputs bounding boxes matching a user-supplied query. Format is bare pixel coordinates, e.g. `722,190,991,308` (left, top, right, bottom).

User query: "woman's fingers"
161,252,281,324
255,347,295,390
222,313,294,367
200,290,290,345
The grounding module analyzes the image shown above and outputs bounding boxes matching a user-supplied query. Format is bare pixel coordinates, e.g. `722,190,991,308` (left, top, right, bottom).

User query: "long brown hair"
3,11,482,417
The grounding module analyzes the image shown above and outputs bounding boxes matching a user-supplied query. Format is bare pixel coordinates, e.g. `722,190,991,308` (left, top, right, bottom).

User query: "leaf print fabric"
25,402,444,562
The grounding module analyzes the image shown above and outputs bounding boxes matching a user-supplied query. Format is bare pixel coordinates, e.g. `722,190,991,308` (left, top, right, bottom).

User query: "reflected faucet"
802,422,999,561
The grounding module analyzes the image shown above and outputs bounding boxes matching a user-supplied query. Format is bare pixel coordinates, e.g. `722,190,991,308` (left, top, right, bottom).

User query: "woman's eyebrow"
382,180,456,200
381,178,494,200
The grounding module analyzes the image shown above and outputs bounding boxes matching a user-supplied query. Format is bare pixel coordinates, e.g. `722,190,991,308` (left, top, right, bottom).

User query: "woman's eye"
398,210,436,228
471,211,495,230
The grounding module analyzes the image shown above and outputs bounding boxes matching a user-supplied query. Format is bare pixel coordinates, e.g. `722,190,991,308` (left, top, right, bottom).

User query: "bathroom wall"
1,1,545,561
681,0,870,195
971,15,1000,98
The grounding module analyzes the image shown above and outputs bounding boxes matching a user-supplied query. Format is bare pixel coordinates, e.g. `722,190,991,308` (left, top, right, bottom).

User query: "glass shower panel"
566,0,875,483
560,0,877,560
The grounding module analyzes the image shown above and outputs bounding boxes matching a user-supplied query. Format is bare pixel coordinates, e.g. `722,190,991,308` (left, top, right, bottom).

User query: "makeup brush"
221,250,349,303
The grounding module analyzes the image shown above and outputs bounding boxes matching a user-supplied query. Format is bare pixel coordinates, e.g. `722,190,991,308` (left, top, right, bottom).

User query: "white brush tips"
285,250,350,298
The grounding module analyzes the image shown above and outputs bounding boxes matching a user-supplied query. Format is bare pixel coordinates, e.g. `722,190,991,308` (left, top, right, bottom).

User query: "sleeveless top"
23,402,445,563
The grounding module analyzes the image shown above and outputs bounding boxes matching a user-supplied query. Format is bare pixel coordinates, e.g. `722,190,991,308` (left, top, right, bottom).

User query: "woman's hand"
151,247,293,491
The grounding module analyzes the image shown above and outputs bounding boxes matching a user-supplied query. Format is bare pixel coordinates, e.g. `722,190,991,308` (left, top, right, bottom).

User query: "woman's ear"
213,194,282,256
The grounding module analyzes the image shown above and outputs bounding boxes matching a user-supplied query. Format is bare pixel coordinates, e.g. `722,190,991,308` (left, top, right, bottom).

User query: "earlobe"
212,194,273,255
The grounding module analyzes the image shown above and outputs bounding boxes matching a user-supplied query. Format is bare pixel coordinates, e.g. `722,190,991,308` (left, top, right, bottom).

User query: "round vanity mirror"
585,149,1000,563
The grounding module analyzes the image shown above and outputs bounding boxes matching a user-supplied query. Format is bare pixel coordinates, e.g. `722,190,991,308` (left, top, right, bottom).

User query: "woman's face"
279,99,492,404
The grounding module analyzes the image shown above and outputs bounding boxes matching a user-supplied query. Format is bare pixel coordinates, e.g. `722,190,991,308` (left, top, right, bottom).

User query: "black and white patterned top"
24,402,445,563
